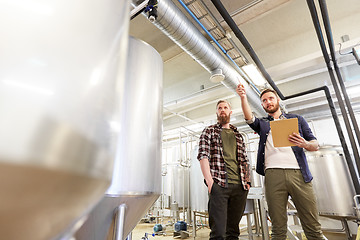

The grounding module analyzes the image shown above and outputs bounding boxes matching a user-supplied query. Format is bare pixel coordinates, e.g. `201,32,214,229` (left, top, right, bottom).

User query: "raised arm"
236,84,253,121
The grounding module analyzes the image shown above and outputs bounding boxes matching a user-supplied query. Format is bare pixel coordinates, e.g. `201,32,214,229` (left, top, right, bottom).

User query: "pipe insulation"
136,0,266,116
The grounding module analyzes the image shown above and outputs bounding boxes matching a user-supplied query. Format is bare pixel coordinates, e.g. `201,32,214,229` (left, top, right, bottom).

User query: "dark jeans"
208,183,248,240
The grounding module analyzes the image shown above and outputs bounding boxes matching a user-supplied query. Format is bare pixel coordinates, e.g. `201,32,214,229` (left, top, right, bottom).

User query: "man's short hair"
260,89,279,99
216,100,231,109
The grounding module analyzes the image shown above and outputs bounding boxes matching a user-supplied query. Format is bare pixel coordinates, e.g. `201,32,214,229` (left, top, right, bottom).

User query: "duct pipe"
306,0,360,190
318,0,360,149
210,0,360,193
136,0,266,116
176,0,260,93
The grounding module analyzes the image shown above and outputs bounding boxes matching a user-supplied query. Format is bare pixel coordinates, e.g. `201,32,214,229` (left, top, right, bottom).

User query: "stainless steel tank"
172,165,190,208
163,162,190,208
0,0,130,239
306,145,356,217
162,145,190,208
75,37,163,240
190,146,208,212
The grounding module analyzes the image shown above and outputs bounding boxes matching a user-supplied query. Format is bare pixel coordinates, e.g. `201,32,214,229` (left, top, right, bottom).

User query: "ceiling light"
242,64,267,86
210,69,225,83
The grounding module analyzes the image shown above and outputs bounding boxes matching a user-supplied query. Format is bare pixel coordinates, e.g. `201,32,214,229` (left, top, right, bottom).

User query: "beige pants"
265,168,325,240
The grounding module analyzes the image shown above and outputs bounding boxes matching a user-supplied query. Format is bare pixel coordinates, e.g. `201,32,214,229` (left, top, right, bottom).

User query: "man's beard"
263,101,280,114
217,113,230,125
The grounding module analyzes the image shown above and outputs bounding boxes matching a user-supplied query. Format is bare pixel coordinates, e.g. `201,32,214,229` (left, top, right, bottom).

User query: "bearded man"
197,100,251,240
236,86,325,240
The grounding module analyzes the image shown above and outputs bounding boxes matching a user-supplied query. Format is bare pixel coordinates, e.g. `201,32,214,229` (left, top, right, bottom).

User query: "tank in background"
0,0,130,239
190,146,208,212
306,145,357,217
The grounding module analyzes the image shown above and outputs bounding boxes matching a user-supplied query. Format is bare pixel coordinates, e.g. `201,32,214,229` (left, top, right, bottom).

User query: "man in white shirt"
236,85,325,240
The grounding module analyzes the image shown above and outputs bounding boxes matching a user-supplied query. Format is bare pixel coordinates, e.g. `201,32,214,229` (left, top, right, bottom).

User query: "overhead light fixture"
242,64,266,86
210,69,225,83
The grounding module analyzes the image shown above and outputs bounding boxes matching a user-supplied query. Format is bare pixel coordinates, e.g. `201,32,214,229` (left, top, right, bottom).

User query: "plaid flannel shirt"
197,123,251,190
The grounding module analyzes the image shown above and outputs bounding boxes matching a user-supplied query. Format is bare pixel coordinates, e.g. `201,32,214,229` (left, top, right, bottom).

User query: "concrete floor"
130,222,260,240
130,222,356,240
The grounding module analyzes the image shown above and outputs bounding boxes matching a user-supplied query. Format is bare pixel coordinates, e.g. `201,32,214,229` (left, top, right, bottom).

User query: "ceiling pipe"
130,0,149,20
210,0,360,193
318,0,360,149
210,0,284,99
133,0,266,116
176,0,260,93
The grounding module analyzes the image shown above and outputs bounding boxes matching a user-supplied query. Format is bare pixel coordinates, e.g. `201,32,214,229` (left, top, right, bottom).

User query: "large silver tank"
75,37,163,240
306,145,356,217
0,1,129,239
170,165,190,208
162,145,190,208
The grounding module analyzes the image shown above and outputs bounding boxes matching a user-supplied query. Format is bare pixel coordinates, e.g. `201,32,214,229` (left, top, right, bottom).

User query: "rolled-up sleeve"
245,115,255,124
197,127,211,161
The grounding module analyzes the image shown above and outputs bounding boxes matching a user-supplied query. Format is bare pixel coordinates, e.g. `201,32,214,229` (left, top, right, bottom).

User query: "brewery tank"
190,146,208,212
306,145,356,217
75,37,163,240
0,0,130,239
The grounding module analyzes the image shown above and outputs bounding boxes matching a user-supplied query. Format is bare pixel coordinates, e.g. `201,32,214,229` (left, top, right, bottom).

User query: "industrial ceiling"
129,0,360,142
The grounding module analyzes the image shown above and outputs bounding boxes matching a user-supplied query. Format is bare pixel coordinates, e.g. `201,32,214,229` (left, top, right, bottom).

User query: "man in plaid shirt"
197,100,251,240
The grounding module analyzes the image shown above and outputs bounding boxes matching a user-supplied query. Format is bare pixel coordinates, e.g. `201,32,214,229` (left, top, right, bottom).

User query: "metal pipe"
210,0,284,99
318,0,360,152
197,0,248,63
114,204,127,240
134,0,266,116
183,163,186,221
306,0,360,193
176,0,260,93
130,0,149,20
209,0,360,194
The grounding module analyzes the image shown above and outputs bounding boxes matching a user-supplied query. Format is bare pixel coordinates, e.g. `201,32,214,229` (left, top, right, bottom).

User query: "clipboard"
270,118,299,147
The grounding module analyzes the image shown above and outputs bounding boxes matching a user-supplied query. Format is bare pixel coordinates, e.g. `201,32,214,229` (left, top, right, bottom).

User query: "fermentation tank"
166,165,190,208
162,145,190,209
75,37,163,240
306,145,356,217
190,146,208,212
0,0,130,239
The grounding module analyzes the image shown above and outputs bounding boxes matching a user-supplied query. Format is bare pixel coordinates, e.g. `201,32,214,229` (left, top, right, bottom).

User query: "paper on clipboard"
270,118,299,147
